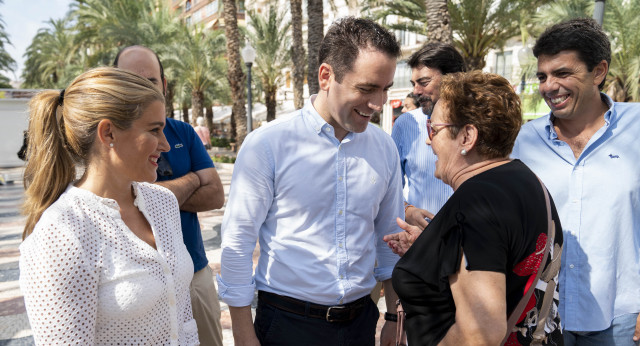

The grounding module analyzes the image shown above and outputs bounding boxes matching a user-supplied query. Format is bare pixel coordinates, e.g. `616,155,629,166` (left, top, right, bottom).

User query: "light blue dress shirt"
217,98,404,307
391,108,453,214
511,94,640,331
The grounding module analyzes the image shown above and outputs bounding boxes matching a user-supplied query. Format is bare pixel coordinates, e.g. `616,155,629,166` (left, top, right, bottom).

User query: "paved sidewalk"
0,163,389,345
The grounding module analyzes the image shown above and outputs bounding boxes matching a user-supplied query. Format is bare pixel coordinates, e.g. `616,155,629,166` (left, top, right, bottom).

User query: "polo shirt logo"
608,154,619,159
174,144,184,149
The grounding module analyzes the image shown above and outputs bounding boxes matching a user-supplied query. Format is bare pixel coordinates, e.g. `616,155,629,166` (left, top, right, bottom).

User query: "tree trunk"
182,102,190,124
205,105,214,133
191,89,204,126
290,0,305,109
465,55,486,71
230,109,237,140
307,0,323,95
223,0,247,146
265,84,277,122
165,80,175,118
425,0,453,44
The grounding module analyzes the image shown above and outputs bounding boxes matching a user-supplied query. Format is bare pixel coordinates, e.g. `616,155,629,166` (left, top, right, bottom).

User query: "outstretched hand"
383,217,425,256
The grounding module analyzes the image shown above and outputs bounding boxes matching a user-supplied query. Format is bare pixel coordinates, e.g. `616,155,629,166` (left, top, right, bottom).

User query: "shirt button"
325,127,331,132
572,199,579,204
340,275,344,279
339,299,344,304
171,333,178,340
163,266,170,274
338,176,343,181
338,243,343,248
338,209,343,215
569,264,575,269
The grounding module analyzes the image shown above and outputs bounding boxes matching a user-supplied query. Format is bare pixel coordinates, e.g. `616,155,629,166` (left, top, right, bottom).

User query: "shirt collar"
303,94,354,142
544,92,614,140
67,182,142,216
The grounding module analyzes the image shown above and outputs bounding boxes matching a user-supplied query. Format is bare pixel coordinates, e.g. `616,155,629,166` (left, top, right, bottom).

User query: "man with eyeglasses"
391,43,466,230
511,18,640,345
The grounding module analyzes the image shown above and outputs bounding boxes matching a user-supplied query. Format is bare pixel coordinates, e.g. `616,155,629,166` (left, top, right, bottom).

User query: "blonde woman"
19,67,199,345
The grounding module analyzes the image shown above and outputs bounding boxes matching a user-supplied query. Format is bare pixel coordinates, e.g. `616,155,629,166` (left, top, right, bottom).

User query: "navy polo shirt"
156,117,214,272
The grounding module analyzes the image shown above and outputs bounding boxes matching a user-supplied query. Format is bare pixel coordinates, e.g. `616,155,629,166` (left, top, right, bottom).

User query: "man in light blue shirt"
391,43,465,229
218,17,404,346
511,18,640,345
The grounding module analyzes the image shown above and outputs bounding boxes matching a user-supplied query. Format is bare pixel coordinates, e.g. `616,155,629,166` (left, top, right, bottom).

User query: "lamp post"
241,44,256,133
517,45,533,98
593,0,606,26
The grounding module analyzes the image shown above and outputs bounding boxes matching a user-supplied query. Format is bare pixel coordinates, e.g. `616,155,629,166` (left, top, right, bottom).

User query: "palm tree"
0,0,16,83
363,0,427,36
73,0,182,67
307,0,323,95
22,17,80,89
246,5,292,122
166,26,227,126
222,0,248,145
426,0,453,44
290,0,305,109
449,0,552,70
532,0,592,32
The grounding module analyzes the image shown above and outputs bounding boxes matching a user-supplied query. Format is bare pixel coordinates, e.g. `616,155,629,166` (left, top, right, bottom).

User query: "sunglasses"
426,118,455,140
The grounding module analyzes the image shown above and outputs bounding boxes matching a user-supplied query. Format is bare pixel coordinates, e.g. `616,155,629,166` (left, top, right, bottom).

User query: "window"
495,51,513,80
185,0,192,11
205,0,218,16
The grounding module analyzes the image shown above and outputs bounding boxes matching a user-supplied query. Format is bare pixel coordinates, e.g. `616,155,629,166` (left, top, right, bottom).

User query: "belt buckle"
326,305,346,322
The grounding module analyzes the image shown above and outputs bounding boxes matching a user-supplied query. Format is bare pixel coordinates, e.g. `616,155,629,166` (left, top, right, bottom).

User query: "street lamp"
517,44,533,97
241,44,256,133
593,0,606,26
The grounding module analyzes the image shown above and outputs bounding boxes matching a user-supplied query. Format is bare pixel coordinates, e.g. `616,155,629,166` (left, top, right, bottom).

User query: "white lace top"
19,182,199,345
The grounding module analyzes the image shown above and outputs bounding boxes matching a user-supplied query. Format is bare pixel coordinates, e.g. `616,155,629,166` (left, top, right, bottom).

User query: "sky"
1,0,73,81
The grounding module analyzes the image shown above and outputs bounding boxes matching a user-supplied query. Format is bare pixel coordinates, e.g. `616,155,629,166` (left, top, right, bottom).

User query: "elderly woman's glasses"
427,119,455,140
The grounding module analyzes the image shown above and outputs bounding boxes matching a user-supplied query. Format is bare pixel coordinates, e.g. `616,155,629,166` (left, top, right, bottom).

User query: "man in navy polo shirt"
115,45,226,346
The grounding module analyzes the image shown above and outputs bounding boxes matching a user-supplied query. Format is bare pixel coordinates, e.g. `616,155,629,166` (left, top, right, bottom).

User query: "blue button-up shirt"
391,108,452,214
217,97,404,307
511,94,640,331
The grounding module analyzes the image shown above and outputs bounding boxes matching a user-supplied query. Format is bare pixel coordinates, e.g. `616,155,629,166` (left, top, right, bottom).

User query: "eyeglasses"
426,118,455,140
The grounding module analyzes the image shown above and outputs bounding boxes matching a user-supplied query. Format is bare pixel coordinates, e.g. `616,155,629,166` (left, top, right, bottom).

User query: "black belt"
258,291,369,323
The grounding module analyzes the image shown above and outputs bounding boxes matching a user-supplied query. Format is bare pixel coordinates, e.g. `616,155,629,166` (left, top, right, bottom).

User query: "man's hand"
383,218,424,256
634,313,639,342
404,205,434,229
380,320,396,346
156,167,224,212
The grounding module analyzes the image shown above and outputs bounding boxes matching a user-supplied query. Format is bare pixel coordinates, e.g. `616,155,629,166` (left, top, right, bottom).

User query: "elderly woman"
20,67,199,345
386,71,564,345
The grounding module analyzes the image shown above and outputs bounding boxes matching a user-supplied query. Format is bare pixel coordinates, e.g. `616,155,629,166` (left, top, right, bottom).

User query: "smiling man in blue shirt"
218,17,404,346
511,18,640,345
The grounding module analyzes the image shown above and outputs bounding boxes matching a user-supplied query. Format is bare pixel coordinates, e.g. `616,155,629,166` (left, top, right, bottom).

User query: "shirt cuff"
216,273,256,307
374,265,395,282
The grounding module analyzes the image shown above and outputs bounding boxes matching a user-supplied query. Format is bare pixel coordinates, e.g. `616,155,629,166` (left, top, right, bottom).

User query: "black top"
393,160,563,345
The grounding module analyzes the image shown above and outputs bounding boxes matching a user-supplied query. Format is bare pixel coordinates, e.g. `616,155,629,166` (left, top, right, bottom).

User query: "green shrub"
210,137,230,148
211,154,236,164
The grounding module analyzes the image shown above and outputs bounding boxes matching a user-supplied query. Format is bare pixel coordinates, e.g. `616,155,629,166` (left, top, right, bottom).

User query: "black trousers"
254,293,380,346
